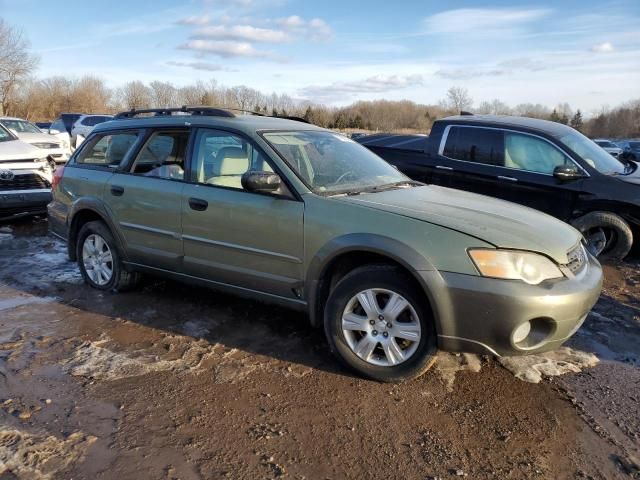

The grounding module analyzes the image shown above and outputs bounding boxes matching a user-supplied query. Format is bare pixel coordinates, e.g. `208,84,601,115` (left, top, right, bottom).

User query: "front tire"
76,221,139,291
571,211,633,261
324,265,437,382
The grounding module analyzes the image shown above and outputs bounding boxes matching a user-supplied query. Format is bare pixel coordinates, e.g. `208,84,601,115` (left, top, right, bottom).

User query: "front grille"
32,142,61,149
0,205,47,218
0,173,50,191
564,244,587,275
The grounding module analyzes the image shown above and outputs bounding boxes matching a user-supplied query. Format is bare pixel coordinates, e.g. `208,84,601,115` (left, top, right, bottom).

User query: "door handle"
110,185,124,196
435,165,453,170
497,175,518,182
188,197,208,211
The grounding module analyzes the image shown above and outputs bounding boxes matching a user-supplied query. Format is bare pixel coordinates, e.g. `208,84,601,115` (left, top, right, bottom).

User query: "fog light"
512,321,532,344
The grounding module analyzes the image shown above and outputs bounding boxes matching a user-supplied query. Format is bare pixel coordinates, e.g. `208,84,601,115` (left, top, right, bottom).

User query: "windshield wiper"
364,180,422,192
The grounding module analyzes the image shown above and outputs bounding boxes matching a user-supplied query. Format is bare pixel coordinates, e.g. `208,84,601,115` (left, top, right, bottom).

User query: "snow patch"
0,234,82,286
435,352,482,391
498,347,599,383
0,427,96,479
61,339,213,380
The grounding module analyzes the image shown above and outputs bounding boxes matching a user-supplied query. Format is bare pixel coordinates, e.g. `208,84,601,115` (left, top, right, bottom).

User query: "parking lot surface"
0,219,639,479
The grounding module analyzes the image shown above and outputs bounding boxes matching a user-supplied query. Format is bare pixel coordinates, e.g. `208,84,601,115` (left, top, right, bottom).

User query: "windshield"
557,130,626,175
263,130,411,194
596,140,616,148
0,124,15,142
630,142,640,149
1,119,41,134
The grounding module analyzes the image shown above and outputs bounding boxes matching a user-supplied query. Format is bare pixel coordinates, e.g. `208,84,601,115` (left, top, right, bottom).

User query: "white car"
0,124,53,221
0,117,71,165
71,114,113,148
594,139,623,158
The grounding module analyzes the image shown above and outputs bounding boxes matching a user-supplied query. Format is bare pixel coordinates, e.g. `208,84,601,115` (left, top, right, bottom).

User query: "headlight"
468,249,563,285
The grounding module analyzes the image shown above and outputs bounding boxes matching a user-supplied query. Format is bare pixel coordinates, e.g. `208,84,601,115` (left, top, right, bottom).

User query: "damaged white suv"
0,124,53,221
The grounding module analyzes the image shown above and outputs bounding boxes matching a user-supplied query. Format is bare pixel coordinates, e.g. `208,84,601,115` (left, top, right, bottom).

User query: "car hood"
0,139,46,160
335,185,581,264
15,132,61,145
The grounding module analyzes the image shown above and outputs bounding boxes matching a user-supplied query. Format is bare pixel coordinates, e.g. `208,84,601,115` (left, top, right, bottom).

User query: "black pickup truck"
357,114,640,260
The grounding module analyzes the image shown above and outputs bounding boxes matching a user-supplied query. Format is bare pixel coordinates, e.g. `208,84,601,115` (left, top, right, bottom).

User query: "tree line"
1,18,638,138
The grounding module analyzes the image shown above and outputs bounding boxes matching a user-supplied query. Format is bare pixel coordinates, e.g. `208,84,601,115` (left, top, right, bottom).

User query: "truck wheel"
324,265,437,382
571,211,633,261
76,221,139,291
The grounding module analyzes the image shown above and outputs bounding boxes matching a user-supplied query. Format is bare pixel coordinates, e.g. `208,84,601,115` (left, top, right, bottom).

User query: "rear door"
181,128,304,300
104,128,190,272
437,125,505,194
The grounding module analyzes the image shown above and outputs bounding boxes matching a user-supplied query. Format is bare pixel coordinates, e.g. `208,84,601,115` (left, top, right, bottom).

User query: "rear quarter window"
75,132,139,167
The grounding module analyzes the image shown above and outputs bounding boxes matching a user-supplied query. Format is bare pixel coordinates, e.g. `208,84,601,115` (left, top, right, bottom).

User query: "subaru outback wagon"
48,107,603,382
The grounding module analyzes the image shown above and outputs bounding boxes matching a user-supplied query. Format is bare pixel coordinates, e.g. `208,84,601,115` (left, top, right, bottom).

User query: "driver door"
181,128,305,300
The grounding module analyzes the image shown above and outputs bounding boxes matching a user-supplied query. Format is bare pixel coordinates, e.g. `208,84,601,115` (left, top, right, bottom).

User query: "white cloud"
591,42,614,53
193,25,289,43
300,74,424,102
424,8,551,34
178,39,276,59
278,15,305,29
176,15,210,26
276,15,332,41
166,60,224,71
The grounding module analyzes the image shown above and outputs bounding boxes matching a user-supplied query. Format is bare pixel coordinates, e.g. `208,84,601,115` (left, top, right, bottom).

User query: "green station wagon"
48,107,603,382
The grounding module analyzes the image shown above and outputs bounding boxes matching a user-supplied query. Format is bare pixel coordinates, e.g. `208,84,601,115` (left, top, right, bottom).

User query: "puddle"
0,296,55,312
0,427,96,480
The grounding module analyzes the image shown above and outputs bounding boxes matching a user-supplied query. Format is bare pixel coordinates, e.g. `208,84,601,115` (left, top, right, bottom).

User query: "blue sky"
1,0,639,112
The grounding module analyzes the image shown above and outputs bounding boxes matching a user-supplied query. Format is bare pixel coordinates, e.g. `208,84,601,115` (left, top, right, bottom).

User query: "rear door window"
443,126,504,166
75,132,139,167
130,130,189,180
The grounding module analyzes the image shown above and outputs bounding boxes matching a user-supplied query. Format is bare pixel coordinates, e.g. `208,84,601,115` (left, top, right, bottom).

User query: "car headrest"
216,147,249,175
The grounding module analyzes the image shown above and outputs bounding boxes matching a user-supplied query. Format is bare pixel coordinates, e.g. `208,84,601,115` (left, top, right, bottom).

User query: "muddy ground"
0,217,639,480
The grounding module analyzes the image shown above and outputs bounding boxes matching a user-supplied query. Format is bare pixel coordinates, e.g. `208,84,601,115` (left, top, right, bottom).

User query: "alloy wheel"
82,234,114,286
341,288,421,367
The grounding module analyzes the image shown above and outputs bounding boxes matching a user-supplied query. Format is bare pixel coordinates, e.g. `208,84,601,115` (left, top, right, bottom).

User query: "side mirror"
553,165,584,182
49,129,60,135
241,170,281,193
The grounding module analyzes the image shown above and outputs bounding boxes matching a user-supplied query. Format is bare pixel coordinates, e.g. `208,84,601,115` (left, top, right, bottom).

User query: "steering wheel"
333,170,355,185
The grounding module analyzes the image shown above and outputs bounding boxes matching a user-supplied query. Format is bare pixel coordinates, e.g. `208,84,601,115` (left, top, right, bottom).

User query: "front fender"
305,233,436,328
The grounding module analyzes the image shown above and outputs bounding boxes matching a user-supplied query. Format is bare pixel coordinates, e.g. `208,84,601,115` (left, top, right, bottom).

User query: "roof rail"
273,115,310,124
113,106,236,119
460,111,474,116
113,105,312,124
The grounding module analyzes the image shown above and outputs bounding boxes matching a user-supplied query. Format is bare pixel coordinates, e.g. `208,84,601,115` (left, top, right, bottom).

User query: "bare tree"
0,19,39,115
477,98,511,115
444,86,473,113
150,81,177,108
118,80,151,110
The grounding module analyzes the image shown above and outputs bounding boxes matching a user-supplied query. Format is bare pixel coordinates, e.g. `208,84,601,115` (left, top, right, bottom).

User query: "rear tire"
324,265,437,382
571,211,633,261
76,221,139,291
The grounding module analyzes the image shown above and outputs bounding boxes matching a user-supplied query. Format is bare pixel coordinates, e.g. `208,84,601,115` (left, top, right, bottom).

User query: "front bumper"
0,190,52,221
421,253,603,356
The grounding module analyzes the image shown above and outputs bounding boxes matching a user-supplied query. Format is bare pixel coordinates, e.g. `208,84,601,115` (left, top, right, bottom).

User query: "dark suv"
359,115,640,260
47,107,602,382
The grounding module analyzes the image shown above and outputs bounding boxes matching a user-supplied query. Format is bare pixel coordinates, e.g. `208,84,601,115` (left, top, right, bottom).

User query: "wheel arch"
67,199,127,263
305,234,439,331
